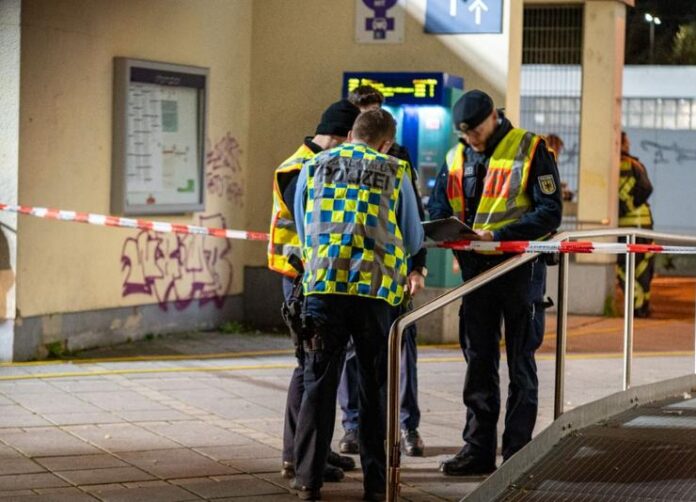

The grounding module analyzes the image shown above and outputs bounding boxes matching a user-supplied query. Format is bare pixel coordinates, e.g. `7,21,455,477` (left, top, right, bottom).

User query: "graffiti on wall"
121,213,234,311
121,133,244,310
205,132,245,205
640,140,696,165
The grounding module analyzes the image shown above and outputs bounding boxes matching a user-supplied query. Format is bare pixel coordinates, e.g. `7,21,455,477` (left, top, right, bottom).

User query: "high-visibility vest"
302,143,408,306
267,144,315,277
618,155,653,228
445,143,467,222
473,128,539,231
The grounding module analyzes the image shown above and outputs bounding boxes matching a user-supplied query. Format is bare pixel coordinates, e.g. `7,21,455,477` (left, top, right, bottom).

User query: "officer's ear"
378,137,394,154
347,130,354,143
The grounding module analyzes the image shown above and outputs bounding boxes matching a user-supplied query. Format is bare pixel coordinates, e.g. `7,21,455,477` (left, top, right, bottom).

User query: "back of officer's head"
350,109,396,152
348,85,385,112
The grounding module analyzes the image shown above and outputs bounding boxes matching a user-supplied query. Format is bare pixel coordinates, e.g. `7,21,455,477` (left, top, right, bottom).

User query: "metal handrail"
385,227,696,501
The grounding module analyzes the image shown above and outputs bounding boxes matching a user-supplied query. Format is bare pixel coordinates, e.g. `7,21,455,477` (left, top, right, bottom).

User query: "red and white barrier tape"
439,240,695,255
1,203,695,255
0,204,269,242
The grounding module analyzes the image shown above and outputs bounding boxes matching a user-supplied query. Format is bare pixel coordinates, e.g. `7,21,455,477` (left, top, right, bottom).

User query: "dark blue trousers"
294,294,391,493
338,303,420,431
457,255,546,462
282,277,303,463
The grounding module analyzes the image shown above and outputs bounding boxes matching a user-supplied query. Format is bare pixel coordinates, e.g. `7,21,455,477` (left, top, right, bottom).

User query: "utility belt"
279,255,326,352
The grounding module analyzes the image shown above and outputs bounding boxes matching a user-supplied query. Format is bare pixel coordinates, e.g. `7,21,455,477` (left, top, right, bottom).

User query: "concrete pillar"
556,0,629,314
578,0,627,228
505,0,523,125
0,0,20,360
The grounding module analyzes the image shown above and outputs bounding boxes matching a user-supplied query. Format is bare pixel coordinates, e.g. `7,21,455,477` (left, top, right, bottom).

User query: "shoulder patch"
538,174,557,195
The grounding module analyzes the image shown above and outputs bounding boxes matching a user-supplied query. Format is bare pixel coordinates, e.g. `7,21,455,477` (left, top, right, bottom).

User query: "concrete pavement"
0,315,692,501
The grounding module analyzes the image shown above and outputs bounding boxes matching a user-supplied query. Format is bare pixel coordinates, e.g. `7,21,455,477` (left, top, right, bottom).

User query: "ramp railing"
386,228,696,501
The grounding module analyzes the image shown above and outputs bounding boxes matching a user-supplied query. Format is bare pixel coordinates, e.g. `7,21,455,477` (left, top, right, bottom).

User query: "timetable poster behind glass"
112,58,208,215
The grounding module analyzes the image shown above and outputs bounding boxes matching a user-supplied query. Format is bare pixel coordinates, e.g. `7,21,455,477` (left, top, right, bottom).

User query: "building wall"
0,0,21,359
17,0,253,321
244,0,518,267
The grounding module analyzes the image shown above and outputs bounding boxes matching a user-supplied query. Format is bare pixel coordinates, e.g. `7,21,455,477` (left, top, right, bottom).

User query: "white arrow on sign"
468,0,488,25
450,0,458,17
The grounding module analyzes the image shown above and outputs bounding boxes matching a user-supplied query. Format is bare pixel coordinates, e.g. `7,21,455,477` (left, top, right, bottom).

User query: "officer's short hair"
348,85,385,108
352,109,396,145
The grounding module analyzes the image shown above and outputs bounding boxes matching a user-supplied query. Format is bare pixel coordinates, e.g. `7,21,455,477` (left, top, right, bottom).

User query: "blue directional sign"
425,0,503,34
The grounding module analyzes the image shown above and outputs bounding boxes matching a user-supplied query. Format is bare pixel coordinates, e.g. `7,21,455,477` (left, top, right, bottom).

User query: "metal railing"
385,228,696,501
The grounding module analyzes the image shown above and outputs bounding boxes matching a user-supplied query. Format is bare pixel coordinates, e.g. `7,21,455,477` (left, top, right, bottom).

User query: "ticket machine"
342,72,464,287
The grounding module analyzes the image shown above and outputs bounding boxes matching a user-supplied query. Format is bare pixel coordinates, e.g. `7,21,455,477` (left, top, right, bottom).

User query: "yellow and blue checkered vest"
302,143,408,306
268,144,315,278
619,155,653,228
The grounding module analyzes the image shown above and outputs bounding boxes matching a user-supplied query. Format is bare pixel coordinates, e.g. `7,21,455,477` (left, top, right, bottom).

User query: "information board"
112,58,208,215
343,72,463,106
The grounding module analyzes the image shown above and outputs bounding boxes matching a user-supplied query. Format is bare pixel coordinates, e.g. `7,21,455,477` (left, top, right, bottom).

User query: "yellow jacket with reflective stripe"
267,144,315,278
473,128,540,231
618,155,653,228
445,143,466,222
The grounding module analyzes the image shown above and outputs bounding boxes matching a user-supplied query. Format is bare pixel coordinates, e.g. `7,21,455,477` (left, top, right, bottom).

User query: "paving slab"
172,474,287,499
118,448,240,478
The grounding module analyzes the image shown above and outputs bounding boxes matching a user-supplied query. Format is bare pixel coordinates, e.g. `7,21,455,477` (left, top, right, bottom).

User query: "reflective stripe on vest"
302,143,408,306
445,143,466,221
267,144,314,277
473,128,539,231
618,156,653,228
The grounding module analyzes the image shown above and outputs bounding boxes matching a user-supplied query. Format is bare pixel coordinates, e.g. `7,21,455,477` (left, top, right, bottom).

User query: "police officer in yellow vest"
293,109,424,500
268,100,360,484
428,90,562,475
617,130,655,318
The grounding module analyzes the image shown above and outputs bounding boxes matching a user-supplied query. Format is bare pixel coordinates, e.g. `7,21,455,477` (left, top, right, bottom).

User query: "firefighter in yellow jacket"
267,100,359,484
617,131,655,318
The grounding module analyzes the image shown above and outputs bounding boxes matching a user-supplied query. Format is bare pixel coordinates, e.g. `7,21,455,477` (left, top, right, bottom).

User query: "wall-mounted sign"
343,72,463,106
112,58,208,215
425,0,503,34
355,0,406,43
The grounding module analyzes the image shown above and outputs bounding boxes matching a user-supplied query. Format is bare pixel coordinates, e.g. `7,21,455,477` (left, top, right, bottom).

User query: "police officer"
268,100,359,483
617,130,655,318
293,109,424,500
428,90,562,475
338,85,427,457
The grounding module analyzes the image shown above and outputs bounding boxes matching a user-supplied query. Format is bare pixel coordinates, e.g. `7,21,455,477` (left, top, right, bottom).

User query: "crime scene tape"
0,203,269,242
2,203,696,255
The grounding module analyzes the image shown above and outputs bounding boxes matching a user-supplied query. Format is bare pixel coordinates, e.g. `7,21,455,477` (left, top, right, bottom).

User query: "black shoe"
281,460,294,479
439,449,496,476
401,429,424,457
327,450,356,471
363,491,386,501
634,307,650,318
282,462,343,482
322,464,344,482
290,478,321,500
339,429,360,454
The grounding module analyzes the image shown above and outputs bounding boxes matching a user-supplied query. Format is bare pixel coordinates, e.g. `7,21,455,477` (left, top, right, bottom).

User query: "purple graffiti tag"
120,213,234,311
205,133,245,205
363,0,398,40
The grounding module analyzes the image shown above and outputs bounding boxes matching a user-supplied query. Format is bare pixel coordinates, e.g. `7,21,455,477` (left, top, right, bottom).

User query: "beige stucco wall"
245,0,519,266
17,0,253,317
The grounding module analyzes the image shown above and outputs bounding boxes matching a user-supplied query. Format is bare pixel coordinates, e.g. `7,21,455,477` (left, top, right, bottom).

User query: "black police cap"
452,90,494,132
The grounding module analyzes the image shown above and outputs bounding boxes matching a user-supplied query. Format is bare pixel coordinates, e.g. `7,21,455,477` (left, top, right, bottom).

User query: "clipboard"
423,217,477,242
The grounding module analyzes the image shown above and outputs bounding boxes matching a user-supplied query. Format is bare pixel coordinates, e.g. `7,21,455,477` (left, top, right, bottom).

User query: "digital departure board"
342,72,463,106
